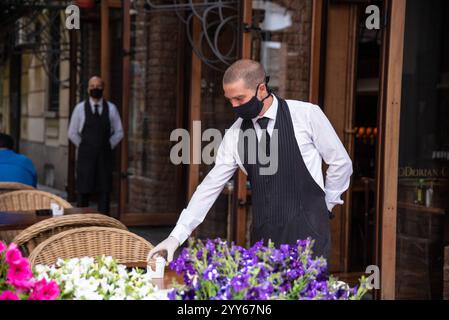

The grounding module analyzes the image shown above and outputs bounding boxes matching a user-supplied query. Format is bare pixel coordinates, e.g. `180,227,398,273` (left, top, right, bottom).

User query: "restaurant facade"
0,0,448,300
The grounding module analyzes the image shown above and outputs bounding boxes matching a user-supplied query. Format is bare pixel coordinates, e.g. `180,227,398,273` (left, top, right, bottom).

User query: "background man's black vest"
76,100,113,193
238,96,331,259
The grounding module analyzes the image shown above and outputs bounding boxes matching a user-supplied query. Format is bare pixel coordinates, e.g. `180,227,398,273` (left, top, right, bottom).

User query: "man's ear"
259,83,268,97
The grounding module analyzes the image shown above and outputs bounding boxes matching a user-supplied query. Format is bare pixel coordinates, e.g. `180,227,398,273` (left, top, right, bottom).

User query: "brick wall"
127,2,182,214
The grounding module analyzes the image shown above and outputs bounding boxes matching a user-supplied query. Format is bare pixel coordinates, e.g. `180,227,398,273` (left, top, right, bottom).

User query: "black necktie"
257,117,271,157
94,104,100,117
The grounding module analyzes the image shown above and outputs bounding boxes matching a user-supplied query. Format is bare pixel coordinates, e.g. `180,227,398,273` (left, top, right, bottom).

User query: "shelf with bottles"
397,178,444,214
354,126,378,145
397,201,445,216
352,126,378,179
412,179,435,208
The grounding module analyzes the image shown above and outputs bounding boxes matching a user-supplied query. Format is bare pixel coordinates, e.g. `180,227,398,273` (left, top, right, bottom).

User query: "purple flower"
202,264,219,281
244,286,271,300
168,288,178,300
270,249,284,263
196,249,204,260
296,239,311,249
231,274,250,292
285,268,301,280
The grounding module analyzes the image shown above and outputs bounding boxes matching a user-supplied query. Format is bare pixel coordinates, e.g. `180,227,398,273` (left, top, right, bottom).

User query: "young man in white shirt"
148,59,352,262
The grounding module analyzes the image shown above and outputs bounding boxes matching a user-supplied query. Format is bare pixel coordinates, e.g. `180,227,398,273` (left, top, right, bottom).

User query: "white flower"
63,281,75,295
34,256,162,300
103,256,114,266
75,290,103,300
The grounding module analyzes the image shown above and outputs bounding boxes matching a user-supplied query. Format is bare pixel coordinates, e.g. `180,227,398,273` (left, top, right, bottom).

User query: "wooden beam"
108,0,122,8
309,0,324,105
175,17,187,212
187,17,202,200
376,0,407,300
118,0,131,219
188,17,202,237
67,29,78,203
322,3,358,273
101,0,110,99
234,0,252,247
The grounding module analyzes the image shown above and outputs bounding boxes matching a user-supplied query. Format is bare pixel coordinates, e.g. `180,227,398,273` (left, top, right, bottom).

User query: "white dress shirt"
68,98,124,149
170,95,353,245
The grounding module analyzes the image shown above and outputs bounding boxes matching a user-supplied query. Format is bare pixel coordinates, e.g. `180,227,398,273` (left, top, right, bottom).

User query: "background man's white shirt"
170,96,353,245
68,98,124,149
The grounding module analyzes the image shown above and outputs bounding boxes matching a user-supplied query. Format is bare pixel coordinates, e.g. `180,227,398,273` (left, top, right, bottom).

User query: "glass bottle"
416,179,425,205
425,181,434,208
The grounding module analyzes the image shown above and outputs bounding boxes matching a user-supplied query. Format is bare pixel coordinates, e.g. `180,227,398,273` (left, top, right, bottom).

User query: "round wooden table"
0,207,100,231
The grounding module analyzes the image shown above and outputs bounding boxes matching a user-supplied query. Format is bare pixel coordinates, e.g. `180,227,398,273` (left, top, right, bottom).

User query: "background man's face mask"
89,88,103,99
232,82,271,120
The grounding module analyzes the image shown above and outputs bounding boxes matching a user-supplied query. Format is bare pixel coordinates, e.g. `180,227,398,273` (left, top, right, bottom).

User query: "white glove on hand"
147,236,180,263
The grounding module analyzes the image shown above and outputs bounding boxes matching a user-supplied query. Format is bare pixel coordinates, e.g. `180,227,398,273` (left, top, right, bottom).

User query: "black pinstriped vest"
76,100,113,193
238,95,331,259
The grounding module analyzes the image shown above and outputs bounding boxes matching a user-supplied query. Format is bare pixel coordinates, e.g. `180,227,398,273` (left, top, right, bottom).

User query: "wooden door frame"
375,0,407,300
67,28,78,202
232,0,252,247
312,0,407,298
188,16,202,237
319,0,359,273
118,0,130,221
100,0,111,99
309,0,325,106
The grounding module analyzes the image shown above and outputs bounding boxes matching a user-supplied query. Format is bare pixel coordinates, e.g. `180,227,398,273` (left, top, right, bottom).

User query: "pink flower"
6,258,33,290
5,243,24,266
0,241,6,253
28,278,60,300
0,291,20,300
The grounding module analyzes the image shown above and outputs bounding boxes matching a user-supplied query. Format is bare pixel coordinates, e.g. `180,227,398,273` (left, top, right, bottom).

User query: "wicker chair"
0,190,72,211
0,190,72,244
29,227,154,268
12,214,128,256
0,182,35,195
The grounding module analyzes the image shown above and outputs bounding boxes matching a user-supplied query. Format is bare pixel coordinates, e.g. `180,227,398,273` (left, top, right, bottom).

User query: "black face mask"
232,83,271,120
89,88,103,99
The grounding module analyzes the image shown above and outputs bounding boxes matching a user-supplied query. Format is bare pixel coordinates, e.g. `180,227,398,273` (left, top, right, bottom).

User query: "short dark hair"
223,59,266,89
0,133,14,149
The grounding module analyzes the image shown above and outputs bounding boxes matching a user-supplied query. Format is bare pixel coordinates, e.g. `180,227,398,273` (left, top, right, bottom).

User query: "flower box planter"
167,238,370,300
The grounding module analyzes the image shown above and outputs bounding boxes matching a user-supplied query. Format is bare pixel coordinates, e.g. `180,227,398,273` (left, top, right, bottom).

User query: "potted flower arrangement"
0,241,59,300
168,238,370,300
34,255,167,300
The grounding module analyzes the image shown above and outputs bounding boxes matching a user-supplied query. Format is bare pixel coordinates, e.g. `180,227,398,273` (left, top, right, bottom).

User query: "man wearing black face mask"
148,59,352,263
68,76,123,214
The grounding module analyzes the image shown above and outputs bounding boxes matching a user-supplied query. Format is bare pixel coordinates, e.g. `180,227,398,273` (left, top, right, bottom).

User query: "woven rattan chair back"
0,182,35,195
29,227,153,268
0,190,72,212
12,214,128,256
